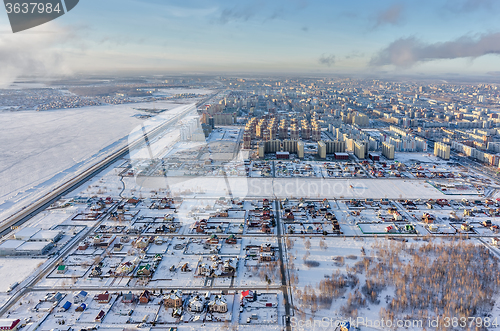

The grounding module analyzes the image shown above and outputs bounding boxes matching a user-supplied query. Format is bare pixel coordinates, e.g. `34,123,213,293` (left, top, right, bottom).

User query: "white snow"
0,100,200,221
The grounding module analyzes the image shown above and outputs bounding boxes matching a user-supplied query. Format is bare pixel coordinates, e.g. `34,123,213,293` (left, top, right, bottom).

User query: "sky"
1,0,500,84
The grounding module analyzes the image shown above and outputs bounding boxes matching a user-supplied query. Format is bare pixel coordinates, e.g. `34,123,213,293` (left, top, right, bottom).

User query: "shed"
75,303,87,312
61,301,72,311
95,310,106,322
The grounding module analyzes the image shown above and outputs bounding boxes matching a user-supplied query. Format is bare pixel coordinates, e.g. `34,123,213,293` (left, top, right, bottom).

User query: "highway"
0,94,217,316
0,95,216,237
275,200,292,331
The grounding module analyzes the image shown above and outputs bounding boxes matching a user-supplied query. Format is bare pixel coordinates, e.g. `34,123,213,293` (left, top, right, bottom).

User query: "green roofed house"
405,224,416,233
57,265,67,274
137,264,151,276
208,234,219,244
226,234,237,244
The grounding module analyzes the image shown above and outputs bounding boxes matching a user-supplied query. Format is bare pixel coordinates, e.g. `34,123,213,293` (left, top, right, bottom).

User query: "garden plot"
40,297,84,329
63,254,96,266
212,277,233,287
357,222,399,234
185,239,219,255
47,264,90,278
219,240,242,255
166,237,189,255
1,291,48,321
149,255,204,288
126,297,162,324
105,298,135,324
72,245,105,256
77,295,117,323
238,238,280,288
239,292,279,325
423,223,457,235
101,256,128,275
146,241,169,255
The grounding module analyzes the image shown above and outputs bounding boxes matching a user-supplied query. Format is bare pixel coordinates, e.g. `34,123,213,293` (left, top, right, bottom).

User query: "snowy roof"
14,227,40,240
0,319,20,329
30,230,63,241
15,241,51,252
0,240,24,250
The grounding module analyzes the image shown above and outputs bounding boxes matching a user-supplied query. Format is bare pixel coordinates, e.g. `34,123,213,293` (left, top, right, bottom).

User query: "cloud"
0,23,81,87
318,54,335,67
444,0,494,13
215,1,300,24
217,7,256,24
370,33,500,68
345,51,365,60
374,3,404,28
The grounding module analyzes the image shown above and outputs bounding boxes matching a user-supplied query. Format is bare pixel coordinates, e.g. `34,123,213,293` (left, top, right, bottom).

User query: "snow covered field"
0,100,200,222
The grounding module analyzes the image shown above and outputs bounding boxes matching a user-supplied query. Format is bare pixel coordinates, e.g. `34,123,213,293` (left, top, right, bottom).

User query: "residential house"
95,292,111,304
207,234,219,245
225,234,237,244
137,264,152,277
260,243,272,252
208,295,228,313
164,290,183,308
188,296,204,313
122,291,134,303
74,291,88,304
139,290,151,304
461,223,472,231
222,259,236,274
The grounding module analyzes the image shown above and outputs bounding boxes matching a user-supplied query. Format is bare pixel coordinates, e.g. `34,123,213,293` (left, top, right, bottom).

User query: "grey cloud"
0,23,81,87
318,54,336,67
374,3,404,27
345,51,365,59
444,0,494,13
217,7,257,24
216,1,300,24
370,33,500,67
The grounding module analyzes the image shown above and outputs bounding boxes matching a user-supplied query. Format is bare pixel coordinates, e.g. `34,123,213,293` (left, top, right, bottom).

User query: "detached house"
164,290,183,308
188,296,204,313
139,290,151,304
122,291,134,303
95,292,111,304
208,295,228,313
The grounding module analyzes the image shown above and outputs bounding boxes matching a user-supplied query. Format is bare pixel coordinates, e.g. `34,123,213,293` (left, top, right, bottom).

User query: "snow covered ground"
0,99,201,222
